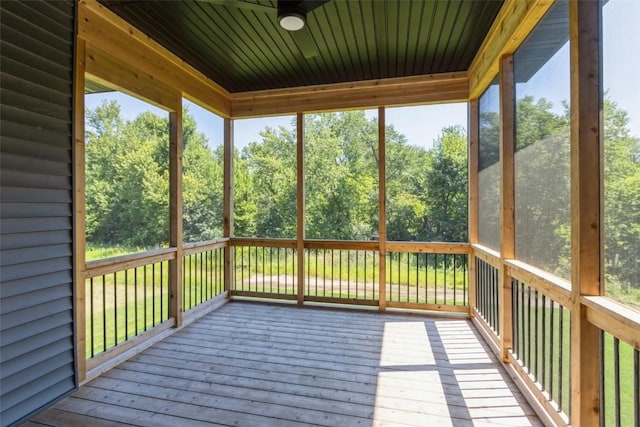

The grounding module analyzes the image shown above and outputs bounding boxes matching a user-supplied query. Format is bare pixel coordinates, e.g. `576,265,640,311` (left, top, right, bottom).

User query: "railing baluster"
550,299,555,403
113,272,117,348
541,294,546,391
600,330,606,427
102,275,107,352
614,337,621,427
558,305,564,413
90,277,95,358
634,348,639,427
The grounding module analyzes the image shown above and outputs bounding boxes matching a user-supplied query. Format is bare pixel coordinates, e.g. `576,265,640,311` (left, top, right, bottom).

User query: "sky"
85,0,639,151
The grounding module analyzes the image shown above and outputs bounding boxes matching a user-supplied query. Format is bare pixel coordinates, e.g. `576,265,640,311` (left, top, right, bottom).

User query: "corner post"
74,38,87,383
569,0,602,423
378,107,387,311
169,105,183,327
499,54,515,362
296,113,305,305
223,118,234,295
468,99,479,315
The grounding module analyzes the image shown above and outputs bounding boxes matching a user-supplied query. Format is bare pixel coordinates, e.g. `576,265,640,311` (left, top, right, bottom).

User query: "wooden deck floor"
27,302,542,427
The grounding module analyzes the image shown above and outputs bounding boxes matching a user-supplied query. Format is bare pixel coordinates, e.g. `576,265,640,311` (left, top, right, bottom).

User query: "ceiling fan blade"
294,25,318,59
303,0,330,14
201,0,276,15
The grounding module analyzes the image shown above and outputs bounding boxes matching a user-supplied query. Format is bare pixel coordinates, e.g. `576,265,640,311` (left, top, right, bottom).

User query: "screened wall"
477,78,500,251
602,0,640,312
182,99,224,243
513,0,571,280
386,104,468,243
233,115,297,239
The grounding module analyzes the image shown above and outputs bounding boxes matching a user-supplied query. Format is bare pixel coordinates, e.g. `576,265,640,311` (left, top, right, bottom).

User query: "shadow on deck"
26,302,542,427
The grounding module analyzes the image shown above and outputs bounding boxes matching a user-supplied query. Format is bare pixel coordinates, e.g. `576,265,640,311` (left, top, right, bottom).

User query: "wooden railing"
304,240,379,306
83,240,230,375
229,238,470,311
582,297,640,427
510,273,571,424
386,242,470,312
469,245,640,427
471,244,501,346
182,239,227,311
84,248,175,371
231,238,298,300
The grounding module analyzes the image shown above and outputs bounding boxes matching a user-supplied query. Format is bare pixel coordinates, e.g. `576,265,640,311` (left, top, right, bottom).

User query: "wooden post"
169,107,183,327
223,118,234,295
74,38,87,383
499,54,515,362
296,113,305,305
569,1,602,424
378,107,387,312
468,99,479,315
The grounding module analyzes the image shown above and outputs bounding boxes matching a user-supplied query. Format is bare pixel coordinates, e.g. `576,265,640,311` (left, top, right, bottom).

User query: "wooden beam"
85,45,179,111
569,1,602,424
223,118,234,294
499,54,515,362
378,107,387,312
74,38,87,383
169,108,183,327
296,113,305,306
231,73,468,118
78,0,230,117
468,0,554,99
468,99,479,315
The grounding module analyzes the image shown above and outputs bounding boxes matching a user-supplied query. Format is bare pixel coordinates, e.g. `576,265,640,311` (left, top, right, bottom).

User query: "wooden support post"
378,107,387,312
569,1,602,424
74,38,87,383
468,99,479,315
499,54,515,362
223,118,234,295
296,113,305,306
169,107,183,327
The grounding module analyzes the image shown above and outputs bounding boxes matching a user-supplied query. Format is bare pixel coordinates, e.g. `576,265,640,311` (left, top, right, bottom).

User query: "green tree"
603,99,640,294
85,100,224,248
424,125,469,242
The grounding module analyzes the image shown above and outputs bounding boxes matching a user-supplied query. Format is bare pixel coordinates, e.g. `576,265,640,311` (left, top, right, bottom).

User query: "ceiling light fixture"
278,1,306,31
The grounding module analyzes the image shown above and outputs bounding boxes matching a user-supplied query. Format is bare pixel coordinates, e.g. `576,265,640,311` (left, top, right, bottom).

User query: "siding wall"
0,1,77,425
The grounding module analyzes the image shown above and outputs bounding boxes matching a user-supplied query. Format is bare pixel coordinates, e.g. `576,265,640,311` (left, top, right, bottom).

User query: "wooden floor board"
30,301,542,426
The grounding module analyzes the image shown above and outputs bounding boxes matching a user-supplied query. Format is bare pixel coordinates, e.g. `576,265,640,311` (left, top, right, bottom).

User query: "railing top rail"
183,238,229,255
583,296,640,351
505,259,572,308
85,247,176,279
304,239,379,250
387,241,470,254
471,243,501,262
231,237,297,248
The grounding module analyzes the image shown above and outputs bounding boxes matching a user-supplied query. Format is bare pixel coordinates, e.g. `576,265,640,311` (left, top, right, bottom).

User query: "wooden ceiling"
99,0,503,93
